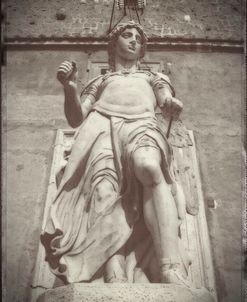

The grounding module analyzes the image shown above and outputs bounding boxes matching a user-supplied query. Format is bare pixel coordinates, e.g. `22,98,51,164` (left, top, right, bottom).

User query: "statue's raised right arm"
57,61,94,128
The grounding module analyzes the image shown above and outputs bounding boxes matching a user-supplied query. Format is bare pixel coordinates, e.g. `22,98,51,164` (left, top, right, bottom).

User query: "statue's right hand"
57,61,77,87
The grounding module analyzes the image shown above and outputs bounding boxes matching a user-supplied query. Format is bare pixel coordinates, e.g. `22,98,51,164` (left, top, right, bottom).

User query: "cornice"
4,37,244,53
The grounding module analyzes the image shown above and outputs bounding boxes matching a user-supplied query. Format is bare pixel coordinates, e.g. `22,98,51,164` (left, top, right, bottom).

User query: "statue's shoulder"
85,74,105,87
80,74,104,96
137,70,171,84
136,69,153,77
150,71,171,84
145,71,175,96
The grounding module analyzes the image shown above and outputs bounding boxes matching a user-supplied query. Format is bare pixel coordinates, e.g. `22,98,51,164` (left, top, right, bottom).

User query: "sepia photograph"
2,0,245,301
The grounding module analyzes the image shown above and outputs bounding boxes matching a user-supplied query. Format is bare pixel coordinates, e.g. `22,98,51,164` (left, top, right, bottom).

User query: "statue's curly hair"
108,21,148,71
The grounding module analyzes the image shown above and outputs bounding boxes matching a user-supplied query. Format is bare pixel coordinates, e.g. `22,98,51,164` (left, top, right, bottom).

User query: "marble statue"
41,21,192,285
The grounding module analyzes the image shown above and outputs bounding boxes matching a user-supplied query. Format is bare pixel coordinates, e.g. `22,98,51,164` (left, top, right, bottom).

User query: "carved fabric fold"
41,110,173,283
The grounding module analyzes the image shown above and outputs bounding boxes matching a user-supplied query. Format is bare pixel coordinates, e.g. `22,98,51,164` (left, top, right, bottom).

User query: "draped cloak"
41,72,176,284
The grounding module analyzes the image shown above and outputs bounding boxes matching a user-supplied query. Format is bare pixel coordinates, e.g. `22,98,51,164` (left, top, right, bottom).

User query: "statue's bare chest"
101,72,153,93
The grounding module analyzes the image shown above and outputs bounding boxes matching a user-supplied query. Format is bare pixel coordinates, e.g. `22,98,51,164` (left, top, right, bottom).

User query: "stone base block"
37,283,216,302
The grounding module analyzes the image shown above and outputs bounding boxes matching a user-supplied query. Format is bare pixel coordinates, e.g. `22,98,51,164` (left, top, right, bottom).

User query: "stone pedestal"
37,284,216,302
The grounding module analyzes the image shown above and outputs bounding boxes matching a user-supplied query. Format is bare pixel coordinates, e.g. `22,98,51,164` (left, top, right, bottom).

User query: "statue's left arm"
151,72,183,120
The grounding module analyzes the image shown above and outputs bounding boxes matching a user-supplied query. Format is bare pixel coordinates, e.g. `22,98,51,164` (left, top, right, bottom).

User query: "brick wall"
5,0,243,40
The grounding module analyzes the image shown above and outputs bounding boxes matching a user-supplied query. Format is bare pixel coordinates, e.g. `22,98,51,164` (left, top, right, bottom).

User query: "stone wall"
3,0,244,302
5,0,243,40
3,48,243,302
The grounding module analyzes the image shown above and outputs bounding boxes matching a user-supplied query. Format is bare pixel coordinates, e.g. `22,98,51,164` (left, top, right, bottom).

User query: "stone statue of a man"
41,21,191,285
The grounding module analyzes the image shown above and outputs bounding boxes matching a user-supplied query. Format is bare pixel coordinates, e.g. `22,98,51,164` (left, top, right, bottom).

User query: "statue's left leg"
132,146,190,285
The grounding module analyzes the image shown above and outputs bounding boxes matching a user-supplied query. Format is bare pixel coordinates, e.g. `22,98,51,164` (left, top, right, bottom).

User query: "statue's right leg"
92,176,127,283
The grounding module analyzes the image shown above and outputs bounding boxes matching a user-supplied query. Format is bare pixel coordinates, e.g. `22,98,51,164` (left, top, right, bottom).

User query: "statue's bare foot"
161,264,192,288
105,276,128,283
104,254,127,283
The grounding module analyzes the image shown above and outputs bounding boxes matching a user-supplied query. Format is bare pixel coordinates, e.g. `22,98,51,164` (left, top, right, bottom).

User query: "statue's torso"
93,71,157,116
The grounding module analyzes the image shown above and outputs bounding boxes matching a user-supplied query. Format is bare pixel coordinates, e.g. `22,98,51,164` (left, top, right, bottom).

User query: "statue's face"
115,27,142,61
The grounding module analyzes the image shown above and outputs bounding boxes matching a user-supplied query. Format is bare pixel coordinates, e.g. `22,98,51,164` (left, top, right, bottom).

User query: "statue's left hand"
161,97,183,120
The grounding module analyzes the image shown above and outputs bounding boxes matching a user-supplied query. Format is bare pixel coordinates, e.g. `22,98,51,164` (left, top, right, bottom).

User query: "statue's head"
108,20,148,71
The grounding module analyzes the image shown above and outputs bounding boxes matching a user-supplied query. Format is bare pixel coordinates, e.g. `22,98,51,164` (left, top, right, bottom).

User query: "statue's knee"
95,179,116,202
134,158,162,186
